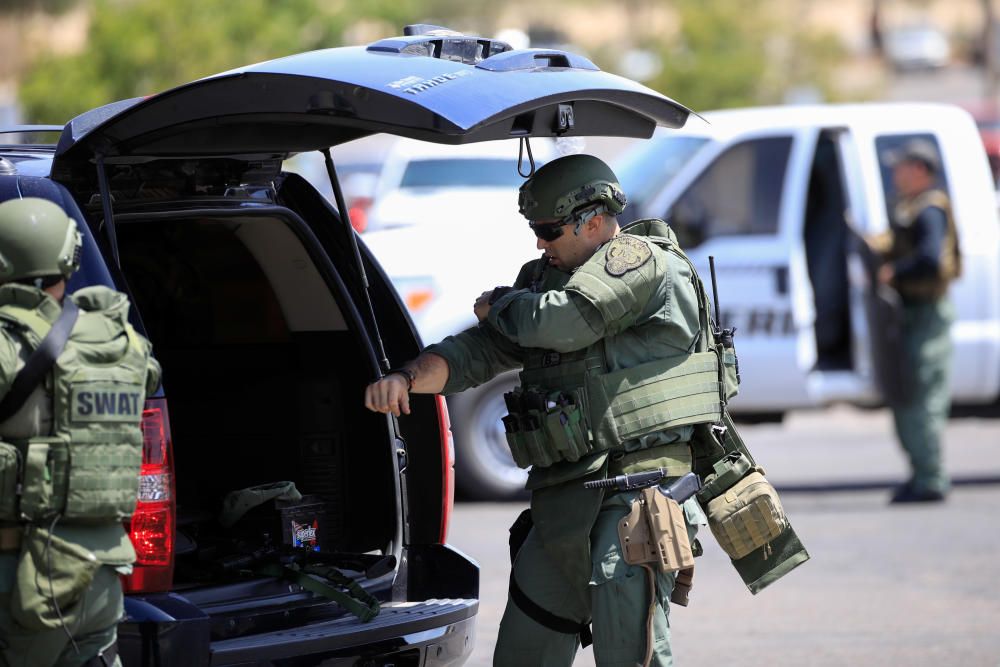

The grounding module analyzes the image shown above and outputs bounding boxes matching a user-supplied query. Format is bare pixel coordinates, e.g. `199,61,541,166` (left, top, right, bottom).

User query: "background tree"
18,0,500,123
623,0,844,111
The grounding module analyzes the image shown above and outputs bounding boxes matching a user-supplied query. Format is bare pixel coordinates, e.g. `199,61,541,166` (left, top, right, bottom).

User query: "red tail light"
435,395,455,543
122,398,176,593
348,196,373,233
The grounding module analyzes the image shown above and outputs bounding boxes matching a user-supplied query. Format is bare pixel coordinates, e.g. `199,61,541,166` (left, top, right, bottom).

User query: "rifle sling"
256,562,380,622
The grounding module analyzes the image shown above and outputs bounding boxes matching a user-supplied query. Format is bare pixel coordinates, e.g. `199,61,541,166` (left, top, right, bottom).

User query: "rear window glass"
399,158,525,188
666,136,792,247
615,135,709,208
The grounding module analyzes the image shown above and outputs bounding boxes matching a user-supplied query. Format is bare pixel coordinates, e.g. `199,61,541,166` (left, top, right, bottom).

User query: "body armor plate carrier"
0,290,150,524
502,224,737,469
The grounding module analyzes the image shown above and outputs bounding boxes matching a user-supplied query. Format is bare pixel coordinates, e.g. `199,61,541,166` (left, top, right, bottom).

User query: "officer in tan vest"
871,139,960,503
0,197,160,666
365,155,807,665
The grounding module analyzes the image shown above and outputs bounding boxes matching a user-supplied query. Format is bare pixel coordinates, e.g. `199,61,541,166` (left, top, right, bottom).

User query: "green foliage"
1,0,79,14
18,0,507,124
631,0,843,112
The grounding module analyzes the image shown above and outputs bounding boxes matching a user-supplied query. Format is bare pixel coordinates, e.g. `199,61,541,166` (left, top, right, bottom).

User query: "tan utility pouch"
706,471,788,560
618,487,694,573
11,526,101,631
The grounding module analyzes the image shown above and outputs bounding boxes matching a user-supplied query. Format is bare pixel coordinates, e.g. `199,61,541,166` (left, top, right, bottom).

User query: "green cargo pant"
494,492,704,667
892,298,954,495
0,552,123,667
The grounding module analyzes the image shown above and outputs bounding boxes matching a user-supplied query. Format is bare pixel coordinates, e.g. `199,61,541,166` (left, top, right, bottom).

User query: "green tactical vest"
503,220,737,471
0,285,151,524
890,189,961,300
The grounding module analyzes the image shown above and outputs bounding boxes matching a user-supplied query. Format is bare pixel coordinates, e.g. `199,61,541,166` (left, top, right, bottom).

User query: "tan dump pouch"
589,352,722,447
618,487,694,573
705,471,787,561
0,441,20,521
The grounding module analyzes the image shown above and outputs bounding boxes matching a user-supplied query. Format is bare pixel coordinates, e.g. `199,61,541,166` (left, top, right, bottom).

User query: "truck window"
874,133,950,221
665,136,792,248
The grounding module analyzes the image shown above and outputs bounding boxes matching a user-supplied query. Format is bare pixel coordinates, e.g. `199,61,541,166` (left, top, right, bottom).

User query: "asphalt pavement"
449,405,1000,666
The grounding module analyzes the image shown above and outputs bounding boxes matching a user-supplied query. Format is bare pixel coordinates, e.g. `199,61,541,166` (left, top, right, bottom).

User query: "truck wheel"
450,374,529,501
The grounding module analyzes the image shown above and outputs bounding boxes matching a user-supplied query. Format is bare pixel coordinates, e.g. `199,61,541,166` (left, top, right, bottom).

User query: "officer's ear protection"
57,219,83,278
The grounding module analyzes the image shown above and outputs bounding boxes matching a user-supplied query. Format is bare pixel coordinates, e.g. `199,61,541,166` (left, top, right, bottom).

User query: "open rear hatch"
51,34,690,174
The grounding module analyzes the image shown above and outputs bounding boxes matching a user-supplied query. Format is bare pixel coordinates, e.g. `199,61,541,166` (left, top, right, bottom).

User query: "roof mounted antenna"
518,137,536,178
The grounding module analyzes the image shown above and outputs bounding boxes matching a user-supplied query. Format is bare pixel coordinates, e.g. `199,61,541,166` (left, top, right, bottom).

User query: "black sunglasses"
529,205,604,242
529,220,570,242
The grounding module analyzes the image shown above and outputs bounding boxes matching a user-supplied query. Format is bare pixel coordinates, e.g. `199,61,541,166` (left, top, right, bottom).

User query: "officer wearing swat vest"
0,198,160,666
869,139,960,503
365,155,807,666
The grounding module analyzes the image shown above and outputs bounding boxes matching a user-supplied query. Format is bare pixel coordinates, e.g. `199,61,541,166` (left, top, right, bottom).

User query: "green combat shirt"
426,219,704,489
0,284,161,564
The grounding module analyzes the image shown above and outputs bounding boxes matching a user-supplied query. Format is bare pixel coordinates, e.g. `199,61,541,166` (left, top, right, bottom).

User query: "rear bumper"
119,544,480,666
120,597,477,666
211,598,477,666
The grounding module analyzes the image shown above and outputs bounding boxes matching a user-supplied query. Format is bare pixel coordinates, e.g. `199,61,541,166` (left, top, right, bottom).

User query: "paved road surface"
449,405,1000,666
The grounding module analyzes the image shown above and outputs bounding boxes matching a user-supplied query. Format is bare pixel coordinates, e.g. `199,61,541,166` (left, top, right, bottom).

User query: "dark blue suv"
0,26,690,666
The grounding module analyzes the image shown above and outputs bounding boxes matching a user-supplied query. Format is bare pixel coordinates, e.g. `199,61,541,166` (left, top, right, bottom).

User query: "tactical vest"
891,189,961,300
0,289,150,524
503,222,739,469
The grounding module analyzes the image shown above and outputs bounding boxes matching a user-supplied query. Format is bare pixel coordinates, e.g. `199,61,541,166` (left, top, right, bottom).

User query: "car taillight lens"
122,398,176,593
435,395,455,543
348,196,373,233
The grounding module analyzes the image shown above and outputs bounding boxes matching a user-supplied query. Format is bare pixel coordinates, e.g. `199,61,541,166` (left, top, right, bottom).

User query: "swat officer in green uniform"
367,154,729,666
0,197,161,666
870,140,960,503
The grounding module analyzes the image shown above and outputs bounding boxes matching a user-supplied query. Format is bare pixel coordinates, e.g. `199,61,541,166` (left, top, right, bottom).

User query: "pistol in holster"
617,482,697,606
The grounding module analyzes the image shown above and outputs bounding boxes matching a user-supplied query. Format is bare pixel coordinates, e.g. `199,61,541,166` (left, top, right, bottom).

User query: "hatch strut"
321,148,391,376
95,156,121,269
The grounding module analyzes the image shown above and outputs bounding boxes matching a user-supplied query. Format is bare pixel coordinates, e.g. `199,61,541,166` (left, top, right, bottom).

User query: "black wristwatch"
387,367,415,391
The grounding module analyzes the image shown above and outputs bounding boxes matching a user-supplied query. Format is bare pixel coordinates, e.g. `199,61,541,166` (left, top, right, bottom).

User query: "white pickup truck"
618,102,1000,417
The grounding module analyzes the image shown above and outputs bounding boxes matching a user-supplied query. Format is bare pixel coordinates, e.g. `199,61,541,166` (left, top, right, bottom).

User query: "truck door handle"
774,266,789,295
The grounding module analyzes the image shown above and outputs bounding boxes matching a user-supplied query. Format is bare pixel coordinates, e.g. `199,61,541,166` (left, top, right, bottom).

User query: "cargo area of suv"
117,210,398,581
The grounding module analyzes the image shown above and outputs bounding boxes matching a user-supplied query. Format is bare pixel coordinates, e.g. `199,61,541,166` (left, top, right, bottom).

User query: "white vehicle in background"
367,138,554,233
363,138,558,499
884,24,951,71
617,103,1000,420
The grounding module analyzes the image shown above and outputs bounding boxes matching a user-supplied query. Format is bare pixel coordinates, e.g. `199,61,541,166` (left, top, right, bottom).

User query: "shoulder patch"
605,235,652,276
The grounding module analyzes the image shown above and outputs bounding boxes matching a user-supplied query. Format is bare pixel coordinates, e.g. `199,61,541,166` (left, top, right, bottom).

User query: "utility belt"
0,435,141,525
503,352,724,469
